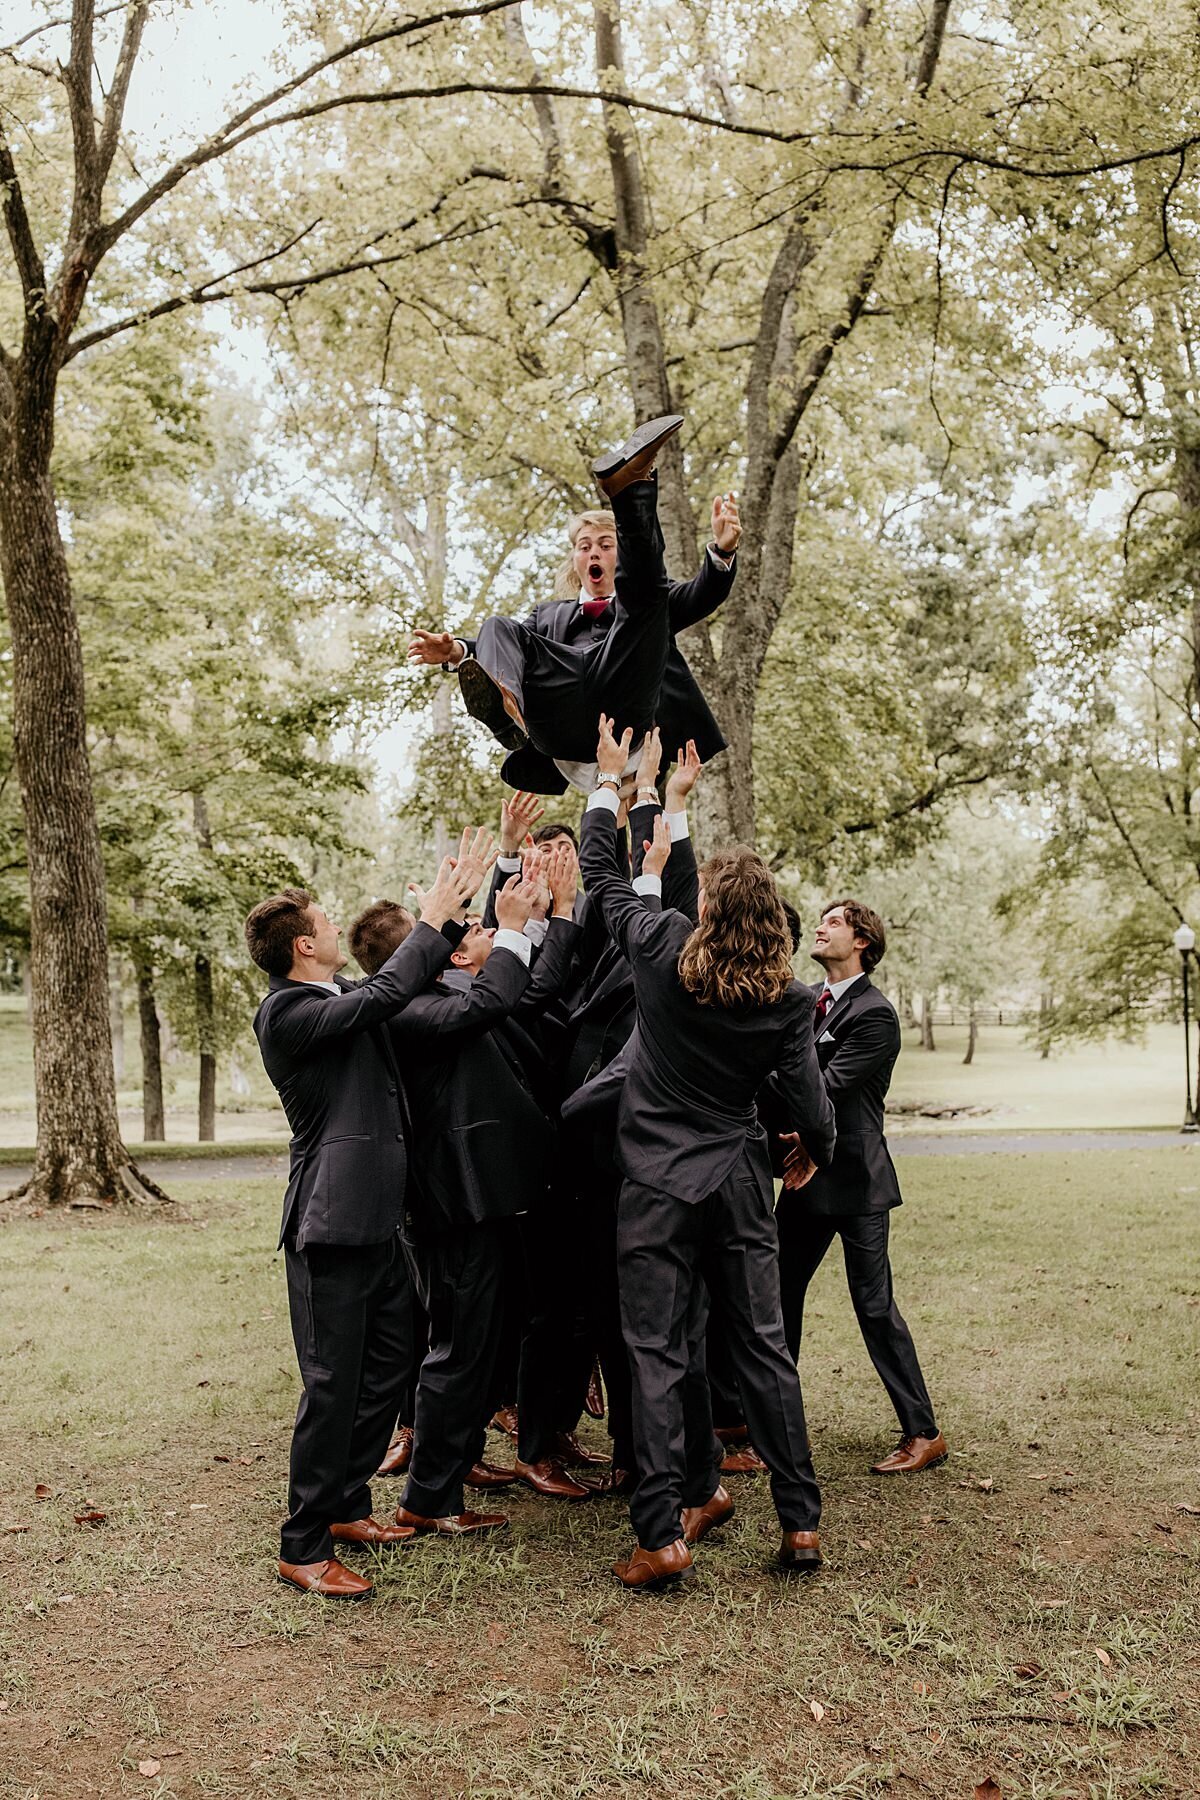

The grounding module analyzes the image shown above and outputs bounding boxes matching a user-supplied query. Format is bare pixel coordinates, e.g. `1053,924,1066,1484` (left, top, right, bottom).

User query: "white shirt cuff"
497,854,522,873
493,927,533,965
666,811,689,842
586,787,621,815
633,873,663,898
523,918,549,946
707,543,734,571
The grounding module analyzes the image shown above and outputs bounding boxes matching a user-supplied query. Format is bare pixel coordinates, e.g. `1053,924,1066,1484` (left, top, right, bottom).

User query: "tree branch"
0,121,48,306
96,0,149,188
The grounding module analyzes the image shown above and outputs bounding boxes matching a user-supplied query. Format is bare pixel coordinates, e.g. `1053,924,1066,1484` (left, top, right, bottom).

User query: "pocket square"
818,1029,836,1044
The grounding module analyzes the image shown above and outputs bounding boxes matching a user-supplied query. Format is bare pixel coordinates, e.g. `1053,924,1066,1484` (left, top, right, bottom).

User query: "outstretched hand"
407,629,462,667
711,492,741,555
637,725,663,795
545,838,579,917
641,813,673,881
494,872,540,933
597,713,633,778
666,738,702,810
500,789,544,855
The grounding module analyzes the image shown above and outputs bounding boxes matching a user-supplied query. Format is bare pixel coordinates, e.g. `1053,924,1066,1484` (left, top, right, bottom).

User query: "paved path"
2,1131,1194,1194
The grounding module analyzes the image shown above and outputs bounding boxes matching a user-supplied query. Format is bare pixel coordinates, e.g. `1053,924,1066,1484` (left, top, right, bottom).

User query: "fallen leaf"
1153,1521,1173,1534
913,1680,930,1696
4,1524,30,1534
238,1456,254,1466
808,1699,825,1722
856,1538,873,1550
0,1697,8,1710
712,1705,727,1718
1094,1647,1112,1668
974,1781,1003,1800
485,1621,507,1647
33,1483,51,1500
1052,1690,1073,1703
1176,1503,1200,1516
138,1759,161,1778
1012,1662,1042,1680
976,1477,994,1493
189,1503,208,1512
213,1454,230,1463
73,1510,107,1527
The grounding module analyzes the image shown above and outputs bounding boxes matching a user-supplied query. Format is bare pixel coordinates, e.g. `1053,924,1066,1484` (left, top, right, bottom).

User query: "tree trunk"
920,995,937,1052
963,1006,977,1066
194,952,217,1142
0,430,158,1205
134,952,165,1141
1038,989,1052,1059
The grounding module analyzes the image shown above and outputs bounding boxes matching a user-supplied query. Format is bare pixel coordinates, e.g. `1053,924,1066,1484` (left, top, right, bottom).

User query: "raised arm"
391,940,531,1042
260,836,494,1060
666,495,740,632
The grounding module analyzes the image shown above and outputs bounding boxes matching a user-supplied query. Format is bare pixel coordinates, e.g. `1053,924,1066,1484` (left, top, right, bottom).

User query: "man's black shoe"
457,658,528,753
593,415,684,500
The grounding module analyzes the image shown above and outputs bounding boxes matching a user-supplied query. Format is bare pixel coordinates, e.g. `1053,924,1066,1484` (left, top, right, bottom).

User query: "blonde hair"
553,510,617,599
677,850,796,1010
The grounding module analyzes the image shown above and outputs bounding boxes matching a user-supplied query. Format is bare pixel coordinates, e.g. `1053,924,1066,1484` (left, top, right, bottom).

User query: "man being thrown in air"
407,416,740,795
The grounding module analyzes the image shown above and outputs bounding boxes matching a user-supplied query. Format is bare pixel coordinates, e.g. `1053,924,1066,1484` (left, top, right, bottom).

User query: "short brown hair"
349,900,414,976
821,897,886,972
533,821,578,850
245,888,316,978
678,849,795,1009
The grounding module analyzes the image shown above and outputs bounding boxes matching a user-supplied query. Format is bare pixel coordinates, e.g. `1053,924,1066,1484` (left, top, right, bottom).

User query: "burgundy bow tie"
580,596,613,620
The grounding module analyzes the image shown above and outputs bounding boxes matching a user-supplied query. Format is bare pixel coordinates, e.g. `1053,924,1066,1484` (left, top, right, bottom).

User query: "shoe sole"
777,1555,822,1575
592,414,684,477
277,1574,373,1599
519,1477,594,1501
869,1452,949,1475
614,1564,695,1592
457,660,528,753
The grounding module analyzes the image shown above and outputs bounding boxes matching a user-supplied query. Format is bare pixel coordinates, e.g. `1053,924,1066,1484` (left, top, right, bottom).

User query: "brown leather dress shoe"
870,1431,948,1475
778,1531,822,1573
490,1405,519,1439
722,1443,768,1475
278,1556,372,1599
376,1426,413,1477
592,415,684,500
584,1361,606,1419
330,1515,417,1548
466,1461,516,1489
552,1429,610,1468
613,1538,693,1590
458,659,528,753
589,1467,635,1497
394,1507,508,1536
681,1485,734,1546
515,1457,594,1499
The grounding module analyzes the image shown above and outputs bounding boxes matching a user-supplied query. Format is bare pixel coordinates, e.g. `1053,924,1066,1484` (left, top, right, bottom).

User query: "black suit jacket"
469,552,735,795
390,919,580,1233
578,804,835,1201
253,922,455,1249
790,974,903,1216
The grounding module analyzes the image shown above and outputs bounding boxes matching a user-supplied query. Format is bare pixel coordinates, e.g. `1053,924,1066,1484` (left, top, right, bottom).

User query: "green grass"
888,1021,1190,1133
0,1152,1197,1797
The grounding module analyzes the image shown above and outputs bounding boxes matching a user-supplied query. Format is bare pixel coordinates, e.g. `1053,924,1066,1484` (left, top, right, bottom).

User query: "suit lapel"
817,973,871,1038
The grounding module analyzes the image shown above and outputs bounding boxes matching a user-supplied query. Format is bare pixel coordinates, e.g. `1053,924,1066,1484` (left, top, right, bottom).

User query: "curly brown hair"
677,849,796,1009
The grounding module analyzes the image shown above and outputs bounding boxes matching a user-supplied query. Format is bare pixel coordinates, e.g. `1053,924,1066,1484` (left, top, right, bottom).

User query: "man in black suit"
407,416,740,796
353,846,585,1532
580,716,837,1588
247,833,492,1600
776,900,947,1476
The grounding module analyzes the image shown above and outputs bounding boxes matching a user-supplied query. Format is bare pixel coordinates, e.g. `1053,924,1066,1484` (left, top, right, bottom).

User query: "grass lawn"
0,1152,1197,1799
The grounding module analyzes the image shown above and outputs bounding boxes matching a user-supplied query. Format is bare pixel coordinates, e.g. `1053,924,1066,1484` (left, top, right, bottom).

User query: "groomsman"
775,900,947,1475
246,836,491,1599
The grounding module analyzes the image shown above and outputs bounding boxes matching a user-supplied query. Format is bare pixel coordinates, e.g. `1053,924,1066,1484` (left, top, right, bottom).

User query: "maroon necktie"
580,597,612,620
815,987,834,1022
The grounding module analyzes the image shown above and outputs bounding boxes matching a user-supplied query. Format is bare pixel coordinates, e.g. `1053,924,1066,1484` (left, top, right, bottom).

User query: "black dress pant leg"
616,1178,705,1550
839,1213,938,1439
401,1221,507,1520
281,1238,395,1565
704,1305,746,1434
516,1195,591,1465
589,483,672,737
579,1164,636,1474
700,1160,822,1533
680,1279,724,1509
396,1258,426,1432
775,1200,839,1364
341,1234,415,1521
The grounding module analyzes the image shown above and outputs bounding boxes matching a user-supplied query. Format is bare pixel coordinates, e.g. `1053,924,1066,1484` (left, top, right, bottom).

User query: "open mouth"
589,563,603,582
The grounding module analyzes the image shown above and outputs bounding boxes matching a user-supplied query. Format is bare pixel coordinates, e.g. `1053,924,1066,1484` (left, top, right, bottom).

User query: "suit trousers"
281,1232,410,1565
400,1219,509,1519
575,1161,636,1475
474,484,671,763
776,1206,938,1440
515,1196,594,1465
617,1155,822,1551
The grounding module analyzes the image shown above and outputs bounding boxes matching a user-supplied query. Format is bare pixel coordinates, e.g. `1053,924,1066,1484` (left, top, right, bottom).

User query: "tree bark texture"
920,996,937,1052
135,952,166,1141
963,1007,977,1065
0,441,135,1204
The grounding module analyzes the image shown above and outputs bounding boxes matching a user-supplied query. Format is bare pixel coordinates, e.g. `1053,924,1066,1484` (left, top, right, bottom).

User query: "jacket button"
387,1086,397,1096
396,1132,404,1141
